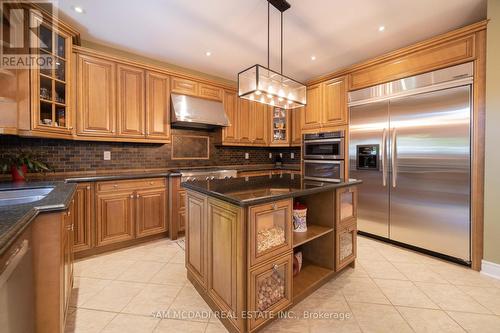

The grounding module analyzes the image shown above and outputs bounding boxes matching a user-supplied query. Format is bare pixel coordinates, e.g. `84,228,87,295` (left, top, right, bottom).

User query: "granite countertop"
0,181,77,257
182,174,361,206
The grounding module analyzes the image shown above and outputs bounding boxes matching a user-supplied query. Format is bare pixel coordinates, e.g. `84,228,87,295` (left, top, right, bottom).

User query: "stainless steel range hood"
171,93,230,129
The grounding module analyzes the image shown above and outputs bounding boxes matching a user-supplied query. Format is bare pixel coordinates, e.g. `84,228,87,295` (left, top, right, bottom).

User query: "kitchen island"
182,174,361,332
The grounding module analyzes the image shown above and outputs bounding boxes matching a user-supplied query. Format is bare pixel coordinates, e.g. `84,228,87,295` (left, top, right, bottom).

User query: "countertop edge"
0,182,77,257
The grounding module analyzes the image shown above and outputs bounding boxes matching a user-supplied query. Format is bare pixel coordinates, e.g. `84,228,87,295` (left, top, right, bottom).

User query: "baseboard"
481,260,500,280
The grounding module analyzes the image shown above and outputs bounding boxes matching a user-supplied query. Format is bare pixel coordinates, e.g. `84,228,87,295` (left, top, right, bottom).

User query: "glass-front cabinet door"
249,199,292,267
248,253,292,331
30,11,72,135
270,107,290,146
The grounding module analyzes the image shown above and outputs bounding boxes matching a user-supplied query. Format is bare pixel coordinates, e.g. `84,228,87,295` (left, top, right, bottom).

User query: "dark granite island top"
0,181,76,256
182,173,361,206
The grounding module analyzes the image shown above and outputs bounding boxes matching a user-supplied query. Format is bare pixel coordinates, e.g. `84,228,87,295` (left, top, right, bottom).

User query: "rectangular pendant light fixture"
238,64,306,109
237,0,306,109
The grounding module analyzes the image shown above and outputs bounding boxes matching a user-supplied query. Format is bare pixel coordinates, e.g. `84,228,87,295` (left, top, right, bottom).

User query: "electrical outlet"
245,152,249,160
279,153,283,158
103,151,111,160
269,153,272,159
291,152,295,159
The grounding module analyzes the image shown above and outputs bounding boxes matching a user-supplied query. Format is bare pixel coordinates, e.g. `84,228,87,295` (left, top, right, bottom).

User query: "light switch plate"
245,152,249,159
291,152,295,159
269,153,272,159
103,151,111,160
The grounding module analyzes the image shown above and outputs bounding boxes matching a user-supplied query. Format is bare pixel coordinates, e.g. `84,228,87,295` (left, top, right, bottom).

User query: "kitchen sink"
0,187,54,207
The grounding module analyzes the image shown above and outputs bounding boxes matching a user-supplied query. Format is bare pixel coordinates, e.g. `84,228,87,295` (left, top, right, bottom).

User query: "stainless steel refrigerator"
349,62,473,263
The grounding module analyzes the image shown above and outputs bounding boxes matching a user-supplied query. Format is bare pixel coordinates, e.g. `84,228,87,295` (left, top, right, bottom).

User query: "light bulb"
278,97,284,102
249,94,254,100
260,96,266,103
255,90,261,96
278,89,285,97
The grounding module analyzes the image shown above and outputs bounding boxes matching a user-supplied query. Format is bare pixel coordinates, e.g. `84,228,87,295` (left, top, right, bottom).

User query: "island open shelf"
182,174,360,333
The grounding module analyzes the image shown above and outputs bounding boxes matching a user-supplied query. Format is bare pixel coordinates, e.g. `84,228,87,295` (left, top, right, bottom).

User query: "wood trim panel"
117,64,146,137
73,182,94,253
471,29,486,271
186,190,208,289
207,198,246,332
349,35,475,90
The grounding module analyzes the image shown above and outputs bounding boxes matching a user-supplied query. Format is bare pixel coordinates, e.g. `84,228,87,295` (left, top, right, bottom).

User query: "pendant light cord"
267,1,270,69
281,11,283,74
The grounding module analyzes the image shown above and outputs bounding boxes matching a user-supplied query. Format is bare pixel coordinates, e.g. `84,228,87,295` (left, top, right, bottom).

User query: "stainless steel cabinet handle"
381,128,387,187
391,128,397,188
130,194,134,198
273,204,278,210
86,186,91,190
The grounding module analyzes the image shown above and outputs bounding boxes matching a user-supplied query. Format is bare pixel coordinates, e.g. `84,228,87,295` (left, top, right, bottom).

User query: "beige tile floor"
66,235,500,333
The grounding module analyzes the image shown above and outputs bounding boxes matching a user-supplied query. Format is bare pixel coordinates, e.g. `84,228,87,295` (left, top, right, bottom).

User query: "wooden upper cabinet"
322,76,347,127
237,99,252,144
136,188,167,238
251,102,269,146
117,64,146,137
222,91,238,143
171,76,199,96
303,76,348,131
291,107,303,146
77,54,116,136
146,71,171,140
303,84,322,130
349,35,475,90
199,84,223,101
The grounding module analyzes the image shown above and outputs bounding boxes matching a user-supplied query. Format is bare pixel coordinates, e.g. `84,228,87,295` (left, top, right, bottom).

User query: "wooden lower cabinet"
95,178,168,247
186,191,208,289
96,190,136,246
73,183,93,252
32,198,75,333
136,187,167,237
248,253,293,332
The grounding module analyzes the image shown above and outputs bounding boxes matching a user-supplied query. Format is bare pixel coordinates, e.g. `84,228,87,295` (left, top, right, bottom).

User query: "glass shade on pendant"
238,64,306,109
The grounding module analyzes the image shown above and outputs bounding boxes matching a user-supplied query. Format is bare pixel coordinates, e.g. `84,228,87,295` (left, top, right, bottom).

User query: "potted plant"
0,151,51,181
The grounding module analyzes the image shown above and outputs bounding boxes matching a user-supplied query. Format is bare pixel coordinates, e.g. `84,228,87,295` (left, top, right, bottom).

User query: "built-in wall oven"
303,131,345,160
303,131,345,182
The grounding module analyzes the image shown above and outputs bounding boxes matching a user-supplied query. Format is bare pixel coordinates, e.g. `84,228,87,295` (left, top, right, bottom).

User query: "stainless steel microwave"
303,131,345,160
303,160,344,182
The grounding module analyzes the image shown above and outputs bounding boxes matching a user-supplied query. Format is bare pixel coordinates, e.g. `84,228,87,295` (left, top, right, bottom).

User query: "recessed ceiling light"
205,51,212,57
73,6,84,13
378,26,385,32
311,55,316,61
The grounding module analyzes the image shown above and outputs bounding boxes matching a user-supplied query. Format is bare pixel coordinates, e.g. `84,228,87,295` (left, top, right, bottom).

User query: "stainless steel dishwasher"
0,235,35,333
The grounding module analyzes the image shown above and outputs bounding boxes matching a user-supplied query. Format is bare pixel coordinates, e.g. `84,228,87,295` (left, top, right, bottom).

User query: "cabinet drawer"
336,186,357,227
249,199,292,267
335,220,357,271
199,84,223,101
171,77,199,96
248,252,292,331
97,178,166,192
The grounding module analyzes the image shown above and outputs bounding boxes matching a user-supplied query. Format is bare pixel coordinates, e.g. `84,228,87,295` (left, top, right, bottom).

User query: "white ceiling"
56,0,486,82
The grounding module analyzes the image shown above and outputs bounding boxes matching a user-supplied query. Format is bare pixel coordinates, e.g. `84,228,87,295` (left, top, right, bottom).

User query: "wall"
484,0,500,266
0,129,300,173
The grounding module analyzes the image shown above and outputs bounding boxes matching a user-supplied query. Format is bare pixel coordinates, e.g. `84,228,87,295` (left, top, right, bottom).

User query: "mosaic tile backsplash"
0,129,300,173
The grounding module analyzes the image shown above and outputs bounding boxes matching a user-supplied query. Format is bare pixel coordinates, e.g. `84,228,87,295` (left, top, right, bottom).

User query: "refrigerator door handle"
392,127,397,187
381,128,387,187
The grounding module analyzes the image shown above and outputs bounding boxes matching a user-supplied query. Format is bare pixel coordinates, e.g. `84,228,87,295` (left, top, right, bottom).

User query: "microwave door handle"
381,128,387,187
391,128,397,187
